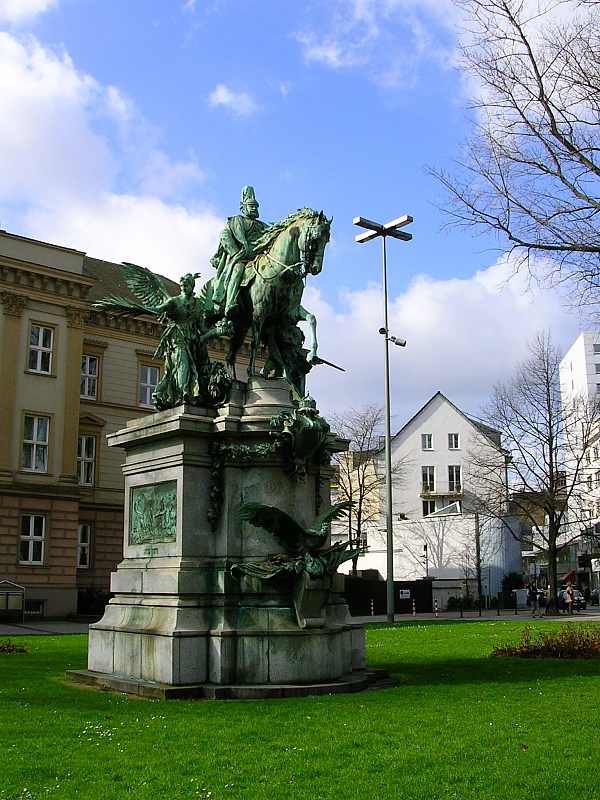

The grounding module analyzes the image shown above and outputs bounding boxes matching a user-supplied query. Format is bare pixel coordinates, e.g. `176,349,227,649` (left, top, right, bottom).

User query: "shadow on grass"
379,654,600,687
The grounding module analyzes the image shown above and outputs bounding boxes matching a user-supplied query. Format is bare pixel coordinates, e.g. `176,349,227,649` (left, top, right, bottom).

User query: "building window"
80,355,98,399
22,415,49,472
28,324,54,374
594,344,600,354
421,433,433,450
139,365,160,407
594,446,599,461
586,450,591,464
596,384,600,394
422,466,435,493
19,515,45,565
588,475,593,491
595,470,600,489
77,435,96,486
448,433,460,450
448,465,462,493
422,500,436,517
77,524,91,569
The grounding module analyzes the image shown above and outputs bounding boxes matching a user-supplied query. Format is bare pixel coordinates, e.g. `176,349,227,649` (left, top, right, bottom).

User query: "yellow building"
0,229,233,617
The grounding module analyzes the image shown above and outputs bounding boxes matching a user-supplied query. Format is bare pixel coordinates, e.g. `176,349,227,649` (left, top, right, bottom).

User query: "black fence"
344,577,433,616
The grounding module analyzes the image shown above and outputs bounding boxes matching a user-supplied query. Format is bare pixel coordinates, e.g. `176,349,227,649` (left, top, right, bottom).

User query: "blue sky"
0,0,585,421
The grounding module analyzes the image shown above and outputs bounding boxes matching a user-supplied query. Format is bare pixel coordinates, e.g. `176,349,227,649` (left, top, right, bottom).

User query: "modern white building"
333,392,522,596
558,332,600,591
560,331,600,404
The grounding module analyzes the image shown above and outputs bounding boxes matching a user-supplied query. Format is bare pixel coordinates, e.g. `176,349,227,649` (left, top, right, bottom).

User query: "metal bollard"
370,598,374,617
434,598,438,618
514,598,518,615
497,602,500,617
460,600,464,619
412,598,416,617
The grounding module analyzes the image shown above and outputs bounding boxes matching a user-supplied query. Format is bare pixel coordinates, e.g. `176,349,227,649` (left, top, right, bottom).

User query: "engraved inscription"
129,481,177,545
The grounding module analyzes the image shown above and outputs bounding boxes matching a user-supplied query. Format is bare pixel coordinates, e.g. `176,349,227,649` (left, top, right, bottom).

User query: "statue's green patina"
232,501,360,628
129,480,177,545
95,189,334,407
210,185,269,320
96,267,232,409
270,395,331,477
204,203,332,393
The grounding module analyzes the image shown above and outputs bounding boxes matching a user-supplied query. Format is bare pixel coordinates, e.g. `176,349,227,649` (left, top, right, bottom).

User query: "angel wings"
94,262,175,317
239,500,352,556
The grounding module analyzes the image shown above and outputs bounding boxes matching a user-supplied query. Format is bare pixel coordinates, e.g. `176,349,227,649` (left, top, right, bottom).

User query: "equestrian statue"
95,186,339,408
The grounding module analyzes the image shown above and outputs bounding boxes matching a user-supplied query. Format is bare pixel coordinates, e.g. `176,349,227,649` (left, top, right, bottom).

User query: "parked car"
557,589,586,611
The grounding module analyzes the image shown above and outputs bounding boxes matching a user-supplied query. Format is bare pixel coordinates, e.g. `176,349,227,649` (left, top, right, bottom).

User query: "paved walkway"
0,620,90,636
353,608,600,624
3,608,600,636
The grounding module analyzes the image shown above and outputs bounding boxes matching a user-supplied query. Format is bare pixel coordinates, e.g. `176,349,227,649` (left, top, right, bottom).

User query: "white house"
333,392,522,596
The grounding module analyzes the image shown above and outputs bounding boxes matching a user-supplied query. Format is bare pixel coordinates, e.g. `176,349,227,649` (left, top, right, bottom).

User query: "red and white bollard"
434,598,438,618
412,598,416,617
370,598,374,617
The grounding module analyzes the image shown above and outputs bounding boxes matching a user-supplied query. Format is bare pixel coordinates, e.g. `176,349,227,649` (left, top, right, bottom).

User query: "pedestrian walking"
528,583,540,618
566,582,574,615
544,585,552,615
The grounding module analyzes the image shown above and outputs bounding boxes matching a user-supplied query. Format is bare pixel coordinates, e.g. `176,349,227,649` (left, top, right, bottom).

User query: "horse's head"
298,210,331,276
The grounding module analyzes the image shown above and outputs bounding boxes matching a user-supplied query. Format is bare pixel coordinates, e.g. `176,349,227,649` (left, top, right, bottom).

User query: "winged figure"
95,263,233,409
232,500,360,627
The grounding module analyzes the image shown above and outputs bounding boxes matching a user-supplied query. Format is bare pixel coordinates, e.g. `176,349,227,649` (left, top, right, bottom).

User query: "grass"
2,620,600,800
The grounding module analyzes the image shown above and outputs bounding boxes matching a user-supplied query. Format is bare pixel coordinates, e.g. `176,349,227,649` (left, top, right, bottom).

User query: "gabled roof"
391,391,504,452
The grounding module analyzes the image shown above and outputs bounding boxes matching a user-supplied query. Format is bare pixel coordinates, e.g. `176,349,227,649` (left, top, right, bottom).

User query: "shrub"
492,625,600,659
447,595,480,611
0,639,27,654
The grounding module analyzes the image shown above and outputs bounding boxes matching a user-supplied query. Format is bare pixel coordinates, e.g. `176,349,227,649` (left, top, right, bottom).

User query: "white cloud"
303,253,582,421
182,0,196,10
0,0,56,25
0,34,116,203
294,0,583,90
208,83,258,117
0,33,220,279
295,0,459,86
27,195,222,281
295,33,366,69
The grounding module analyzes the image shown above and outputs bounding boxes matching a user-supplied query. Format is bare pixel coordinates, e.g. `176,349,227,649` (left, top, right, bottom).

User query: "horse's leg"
226,289,251,378
247,292,263,377
262,329,285,379
297,304,318,360
226,325,246,379
248,318,261,377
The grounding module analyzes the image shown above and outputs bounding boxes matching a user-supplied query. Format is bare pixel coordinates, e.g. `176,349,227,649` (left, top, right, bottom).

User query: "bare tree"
469,333,600,611
330,406,406,574
433,0,600,305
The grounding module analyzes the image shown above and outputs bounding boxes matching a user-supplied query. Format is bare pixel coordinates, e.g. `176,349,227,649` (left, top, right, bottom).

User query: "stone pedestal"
79,379,366,696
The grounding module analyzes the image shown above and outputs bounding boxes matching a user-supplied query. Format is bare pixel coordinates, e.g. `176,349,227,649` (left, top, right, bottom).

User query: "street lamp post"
353,214,414,623
424,543,429,578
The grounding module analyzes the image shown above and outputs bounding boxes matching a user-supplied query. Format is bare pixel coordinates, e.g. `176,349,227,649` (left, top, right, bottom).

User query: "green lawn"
2,620,600,800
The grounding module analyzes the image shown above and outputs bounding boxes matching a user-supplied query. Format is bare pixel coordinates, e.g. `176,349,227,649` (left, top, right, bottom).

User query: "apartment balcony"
420,485,463,499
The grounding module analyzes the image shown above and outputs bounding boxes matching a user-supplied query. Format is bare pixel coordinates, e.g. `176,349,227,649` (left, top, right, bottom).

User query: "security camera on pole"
353,213,414,623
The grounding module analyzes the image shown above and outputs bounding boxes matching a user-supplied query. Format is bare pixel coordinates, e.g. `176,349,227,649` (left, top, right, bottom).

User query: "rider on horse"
210,186,269,319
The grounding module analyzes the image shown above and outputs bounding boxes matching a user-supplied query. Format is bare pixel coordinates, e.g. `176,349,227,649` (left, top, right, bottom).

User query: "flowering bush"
492,625,600,658
0,639,27,654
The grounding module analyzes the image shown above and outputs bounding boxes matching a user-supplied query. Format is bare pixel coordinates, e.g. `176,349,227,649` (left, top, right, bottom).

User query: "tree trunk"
547,537,559,615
